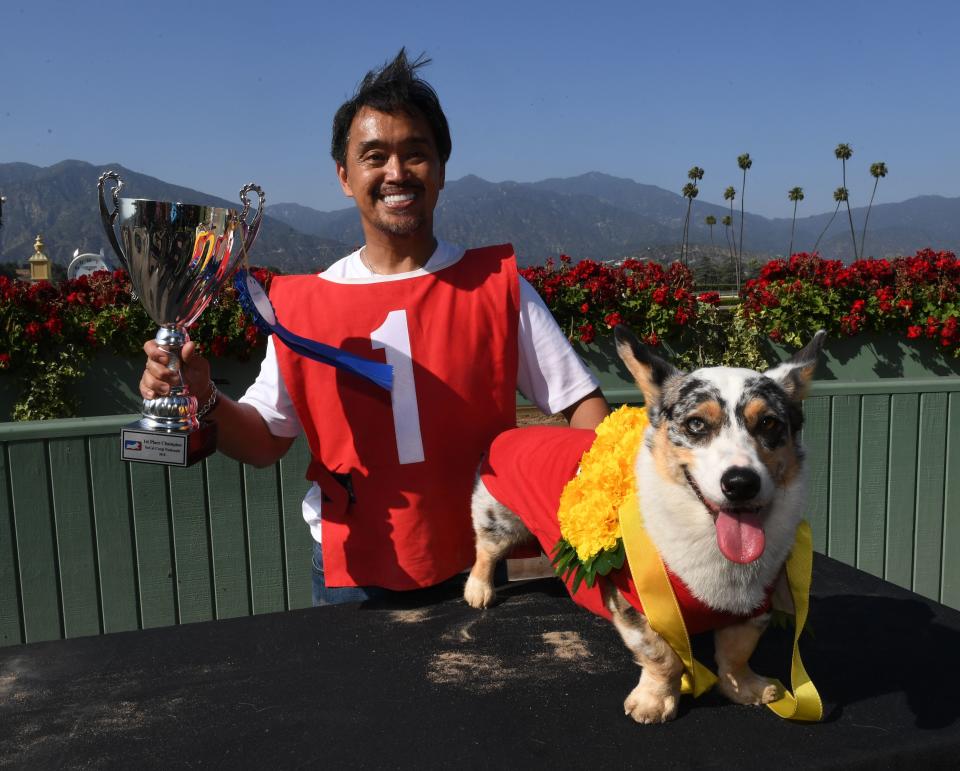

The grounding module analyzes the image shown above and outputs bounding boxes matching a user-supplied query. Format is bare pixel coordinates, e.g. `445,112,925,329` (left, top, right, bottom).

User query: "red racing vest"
479,426,771,634
271,245,519,589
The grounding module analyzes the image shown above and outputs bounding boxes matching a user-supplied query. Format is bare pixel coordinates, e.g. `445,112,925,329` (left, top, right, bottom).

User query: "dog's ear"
764,330,826,401
614,324,679,407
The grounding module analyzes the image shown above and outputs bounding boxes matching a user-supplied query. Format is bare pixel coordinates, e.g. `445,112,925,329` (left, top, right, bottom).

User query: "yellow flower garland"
557,405,649,562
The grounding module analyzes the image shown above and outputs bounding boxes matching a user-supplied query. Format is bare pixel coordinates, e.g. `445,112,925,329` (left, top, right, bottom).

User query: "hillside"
0,161,347,272
2,163,957,272
266,172,960,264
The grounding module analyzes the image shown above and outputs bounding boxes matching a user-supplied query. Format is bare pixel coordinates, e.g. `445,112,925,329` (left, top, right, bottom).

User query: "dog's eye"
759,415,782,433
685,417,707,435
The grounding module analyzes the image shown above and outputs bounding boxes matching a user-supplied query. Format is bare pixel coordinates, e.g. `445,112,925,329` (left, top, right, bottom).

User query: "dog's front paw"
463,575,496,609
717,669,781,706
623,684,679,724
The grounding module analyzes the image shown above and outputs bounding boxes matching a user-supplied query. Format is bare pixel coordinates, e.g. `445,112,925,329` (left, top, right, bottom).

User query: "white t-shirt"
239,240,599,541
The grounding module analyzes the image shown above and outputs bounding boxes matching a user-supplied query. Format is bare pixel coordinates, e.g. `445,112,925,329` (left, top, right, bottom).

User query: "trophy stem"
140,325,199,432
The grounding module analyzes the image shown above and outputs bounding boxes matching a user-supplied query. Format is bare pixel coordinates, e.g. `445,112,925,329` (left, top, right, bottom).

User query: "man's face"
336,106,445,239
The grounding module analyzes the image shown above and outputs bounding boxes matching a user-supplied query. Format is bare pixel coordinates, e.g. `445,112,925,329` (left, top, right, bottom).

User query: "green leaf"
610,542,626,570
552,550,576,572
585,556,603,587
593,550,613,576
571,567,585,595
551,542,576,566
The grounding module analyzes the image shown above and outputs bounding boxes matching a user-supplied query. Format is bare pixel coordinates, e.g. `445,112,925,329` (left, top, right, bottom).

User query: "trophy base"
120,420,218,467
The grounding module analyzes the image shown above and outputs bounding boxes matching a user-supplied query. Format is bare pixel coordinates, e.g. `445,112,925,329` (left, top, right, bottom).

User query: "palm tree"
834,143,857,259
787,187,804,256
680,181,700,265
0,193,6,258
813,186,848,256
680,167,704,265
721,214,736,287
723,185,737,254
723,186,738,288
737,153,752,263
859,161,888,259
705,214,717,251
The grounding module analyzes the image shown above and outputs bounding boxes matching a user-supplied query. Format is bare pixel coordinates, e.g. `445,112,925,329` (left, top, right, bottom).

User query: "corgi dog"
465,325,825,723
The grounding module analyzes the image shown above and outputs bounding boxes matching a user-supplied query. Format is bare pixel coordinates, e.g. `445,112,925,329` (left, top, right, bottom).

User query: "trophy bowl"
98,171,265,466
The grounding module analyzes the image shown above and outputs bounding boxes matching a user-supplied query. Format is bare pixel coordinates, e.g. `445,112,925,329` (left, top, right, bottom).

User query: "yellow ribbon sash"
618,488,823,721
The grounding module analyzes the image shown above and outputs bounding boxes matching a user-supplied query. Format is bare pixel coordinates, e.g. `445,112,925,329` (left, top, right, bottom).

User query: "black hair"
330,48,452,167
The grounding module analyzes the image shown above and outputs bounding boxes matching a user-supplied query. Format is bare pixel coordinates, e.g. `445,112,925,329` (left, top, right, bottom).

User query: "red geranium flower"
210,336,229,357
604,311,623,328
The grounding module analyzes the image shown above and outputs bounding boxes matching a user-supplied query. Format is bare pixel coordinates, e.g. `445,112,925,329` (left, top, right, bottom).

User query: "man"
140,50,608,605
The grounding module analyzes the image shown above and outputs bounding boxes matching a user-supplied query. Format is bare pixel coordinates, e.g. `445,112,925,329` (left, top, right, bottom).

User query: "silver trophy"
98,171,264,466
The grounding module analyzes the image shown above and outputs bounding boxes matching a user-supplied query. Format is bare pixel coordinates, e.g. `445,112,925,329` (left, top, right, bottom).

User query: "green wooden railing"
1,417,314,647
3,378,959,647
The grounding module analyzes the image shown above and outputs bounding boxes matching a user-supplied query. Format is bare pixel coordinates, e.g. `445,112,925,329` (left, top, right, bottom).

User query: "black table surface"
2,554,959,770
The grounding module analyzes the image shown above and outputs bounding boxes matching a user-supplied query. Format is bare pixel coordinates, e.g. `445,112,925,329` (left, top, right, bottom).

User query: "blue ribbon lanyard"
233,269,393,391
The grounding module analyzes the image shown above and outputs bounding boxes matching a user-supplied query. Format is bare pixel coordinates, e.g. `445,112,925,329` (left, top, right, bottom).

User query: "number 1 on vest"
371,310,425,464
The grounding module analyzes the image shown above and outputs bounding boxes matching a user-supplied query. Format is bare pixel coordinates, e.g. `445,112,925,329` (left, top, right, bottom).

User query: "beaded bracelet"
197,381,219,420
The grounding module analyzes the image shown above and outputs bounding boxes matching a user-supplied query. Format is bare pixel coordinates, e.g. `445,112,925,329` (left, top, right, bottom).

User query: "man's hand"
140,338,213,403
139,336,294,467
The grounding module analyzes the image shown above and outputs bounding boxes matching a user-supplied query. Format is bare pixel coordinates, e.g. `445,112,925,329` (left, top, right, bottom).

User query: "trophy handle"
97,171,130,274
238,183,266,256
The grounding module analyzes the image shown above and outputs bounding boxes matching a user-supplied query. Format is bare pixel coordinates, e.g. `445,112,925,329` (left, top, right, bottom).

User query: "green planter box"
5,334,955,421
761,335,960,381
572,334,960,402
0,348,265,421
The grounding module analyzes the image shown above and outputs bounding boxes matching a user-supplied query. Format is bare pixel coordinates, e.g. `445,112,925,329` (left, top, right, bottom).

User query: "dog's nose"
720,467,761,502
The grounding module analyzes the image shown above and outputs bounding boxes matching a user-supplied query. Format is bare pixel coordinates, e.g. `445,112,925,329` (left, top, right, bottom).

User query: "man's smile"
382,192,417,206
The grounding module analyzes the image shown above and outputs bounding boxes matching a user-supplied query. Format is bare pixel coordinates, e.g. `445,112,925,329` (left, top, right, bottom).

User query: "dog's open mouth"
682,467,766,564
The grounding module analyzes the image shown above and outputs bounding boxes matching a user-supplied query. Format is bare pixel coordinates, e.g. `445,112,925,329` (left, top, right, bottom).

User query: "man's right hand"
139,337,294,467
140,338,213,404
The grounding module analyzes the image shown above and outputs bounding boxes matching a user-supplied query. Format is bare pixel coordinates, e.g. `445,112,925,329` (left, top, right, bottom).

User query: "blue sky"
2,0,957,219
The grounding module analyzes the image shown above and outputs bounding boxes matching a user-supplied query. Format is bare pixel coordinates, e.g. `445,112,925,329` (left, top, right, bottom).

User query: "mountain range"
0,160,344,273
1,160,957,273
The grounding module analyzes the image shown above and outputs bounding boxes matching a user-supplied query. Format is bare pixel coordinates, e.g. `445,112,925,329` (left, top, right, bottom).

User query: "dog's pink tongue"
715,509,765,563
